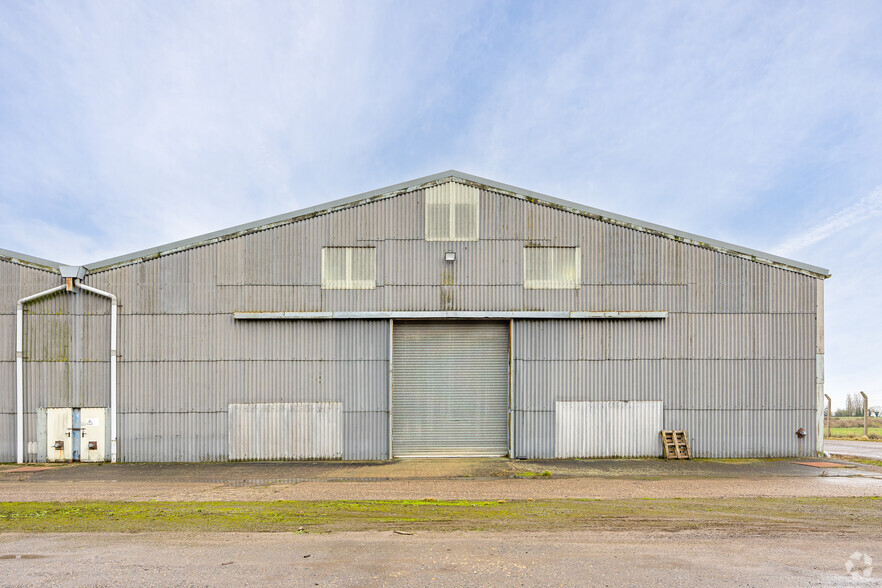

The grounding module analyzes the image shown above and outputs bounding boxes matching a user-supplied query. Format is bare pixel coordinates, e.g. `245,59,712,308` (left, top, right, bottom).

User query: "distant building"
0,172,829,463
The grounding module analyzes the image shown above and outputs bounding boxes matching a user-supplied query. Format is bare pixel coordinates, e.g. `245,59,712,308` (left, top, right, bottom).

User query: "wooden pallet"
660,430,691,459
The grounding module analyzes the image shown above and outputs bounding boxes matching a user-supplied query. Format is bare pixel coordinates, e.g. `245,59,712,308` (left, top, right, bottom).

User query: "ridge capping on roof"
79,170,829,278
0,247,63,273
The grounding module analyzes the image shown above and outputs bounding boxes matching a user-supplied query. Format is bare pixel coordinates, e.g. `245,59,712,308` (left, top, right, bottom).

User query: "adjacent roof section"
14,170,829,278
0,247,63,274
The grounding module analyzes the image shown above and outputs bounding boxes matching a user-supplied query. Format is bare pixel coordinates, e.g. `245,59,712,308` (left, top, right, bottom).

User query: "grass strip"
836,455,882,468
0,497,879,534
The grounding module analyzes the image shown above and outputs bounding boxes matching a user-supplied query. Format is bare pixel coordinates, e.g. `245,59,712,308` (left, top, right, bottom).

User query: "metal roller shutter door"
392,320,510,457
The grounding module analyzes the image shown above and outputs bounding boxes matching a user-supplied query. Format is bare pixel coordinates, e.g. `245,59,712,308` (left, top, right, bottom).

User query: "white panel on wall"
228,402,343,460
425,181,480,241
555,400,663,458
524,247,581,289
321,247,376,289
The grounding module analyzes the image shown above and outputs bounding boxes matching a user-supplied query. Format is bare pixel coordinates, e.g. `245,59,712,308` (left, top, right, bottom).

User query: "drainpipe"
16,284,68,464
75,280,118,463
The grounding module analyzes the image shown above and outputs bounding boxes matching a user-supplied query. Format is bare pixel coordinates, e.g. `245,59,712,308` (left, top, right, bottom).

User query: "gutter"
233,311,669,320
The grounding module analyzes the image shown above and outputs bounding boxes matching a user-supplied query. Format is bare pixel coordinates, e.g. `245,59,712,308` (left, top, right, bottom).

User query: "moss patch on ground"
0,497,879,534
512,470,552,478
836,455,882,468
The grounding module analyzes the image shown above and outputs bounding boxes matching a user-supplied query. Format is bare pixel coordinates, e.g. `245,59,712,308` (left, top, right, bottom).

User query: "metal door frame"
387,318,512,459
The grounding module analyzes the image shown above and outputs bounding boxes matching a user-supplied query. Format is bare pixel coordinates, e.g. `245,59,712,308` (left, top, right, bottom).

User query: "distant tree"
845,393,864,417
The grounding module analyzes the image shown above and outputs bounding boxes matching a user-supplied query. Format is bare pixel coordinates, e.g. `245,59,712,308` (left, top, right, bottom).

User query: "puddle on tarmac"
210,477,401,486
0,554,49,560
816,474,882,487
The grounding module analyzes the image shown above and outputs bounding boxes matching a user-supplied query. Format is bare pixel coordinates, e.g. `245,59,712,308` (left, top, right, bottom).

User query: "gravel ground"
2,459,880,586
1,530,880,587
0,474,880,502
1,458,880,501
0,457,869,482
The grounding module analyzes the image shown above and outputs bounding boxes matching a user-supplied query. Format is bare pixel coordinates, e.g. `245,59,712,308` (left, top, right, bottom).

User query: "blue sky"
1,1,880,410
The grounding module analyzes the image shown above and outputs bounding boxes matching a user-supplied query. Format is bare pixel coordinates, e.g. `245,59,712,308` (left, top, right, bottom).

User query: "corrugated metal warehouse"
0,171,830,463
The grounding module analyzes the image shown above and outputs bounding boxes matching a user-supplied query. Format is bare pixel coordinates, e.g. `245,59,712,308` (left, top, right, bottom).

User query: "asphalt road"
2,530,880,587
826,440,882,460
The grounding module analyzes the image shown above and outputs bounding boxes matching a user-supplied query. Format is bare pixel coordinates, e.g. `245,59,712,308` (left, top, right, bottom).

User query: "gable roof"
8,171,831,278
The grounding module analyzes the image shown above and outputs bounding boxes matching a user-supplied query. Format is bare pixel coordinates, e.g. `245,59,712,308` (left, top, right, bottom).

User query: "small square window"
425,181,479,241
321,247,376,289
524,246,580,289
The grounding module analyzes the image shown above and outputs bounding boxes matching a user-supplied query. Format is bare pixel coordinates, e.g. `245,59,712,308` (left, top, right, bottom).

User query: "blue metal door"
71,408,81,461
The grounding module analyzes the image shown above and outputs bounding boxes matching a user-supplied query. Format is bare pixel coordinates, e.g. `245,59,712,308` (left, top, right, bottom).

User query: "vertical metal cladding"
1,261,81,462
119,412,227,462
555,401,663,458
1,178,825,462
513,315,819,458
664,409,817,458
228,402,343,460
512,410,554,459
107,318,389,461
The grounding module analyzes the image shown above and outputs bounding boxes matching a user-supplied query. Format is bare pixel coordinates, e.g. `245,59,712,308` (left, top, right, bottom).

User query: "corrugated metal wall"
513,319,818,458
1,180,823,461
110,317,388,462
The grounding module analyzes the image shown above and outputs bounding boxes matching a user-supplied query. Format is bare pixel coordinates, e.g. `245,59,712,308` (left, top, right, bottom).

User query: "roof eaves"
448,172,830,279
82,170,459,273
81,169,830,279
0,247,63,274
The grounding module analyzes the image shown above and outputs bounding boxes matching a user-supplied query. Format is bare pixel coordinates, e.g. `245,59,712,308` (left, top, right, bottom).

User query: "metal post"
860,391,868,437
824,394,831,438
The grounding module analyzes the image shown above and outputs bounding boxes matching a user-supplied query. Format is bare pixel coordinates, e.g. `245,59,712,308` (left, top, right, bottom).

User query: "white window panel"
524,246,581,289
425,181,479,241
321,247,376,289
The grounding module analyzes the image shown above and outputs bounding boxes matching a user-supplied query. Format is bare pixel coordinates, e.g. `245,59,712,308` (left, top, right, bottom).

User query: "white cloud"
453,2,882,240
773,187,882,257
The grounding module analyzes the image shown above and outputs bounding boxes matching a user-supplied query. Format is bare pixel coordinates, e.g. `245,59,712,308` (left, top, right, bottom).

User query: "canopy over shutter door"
392,321,509,457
